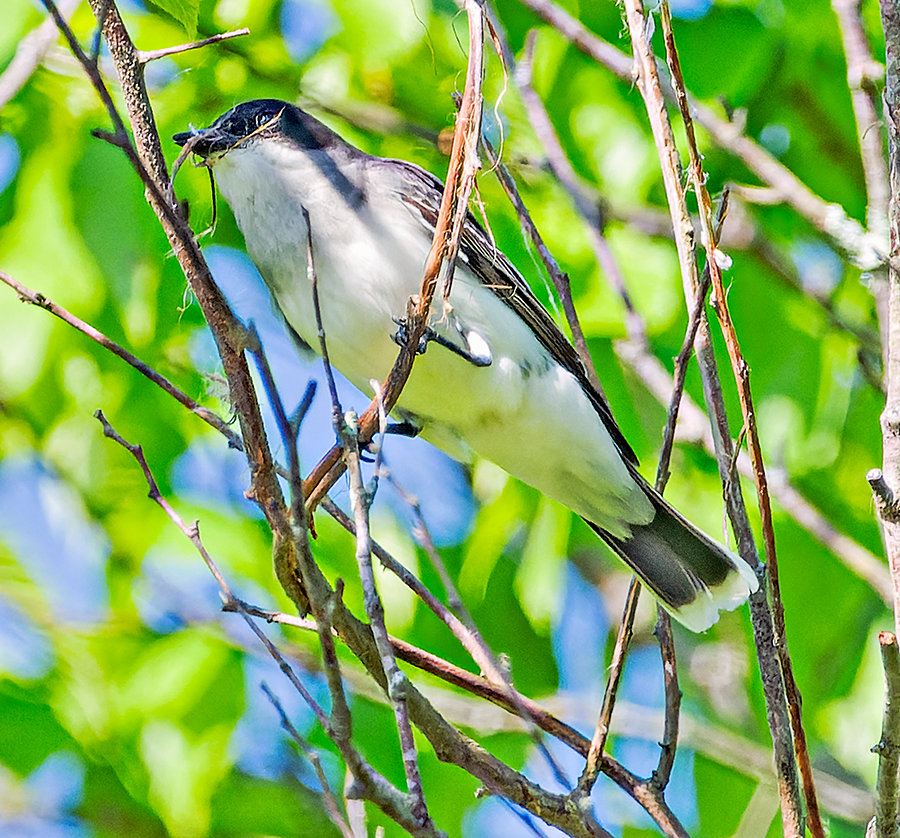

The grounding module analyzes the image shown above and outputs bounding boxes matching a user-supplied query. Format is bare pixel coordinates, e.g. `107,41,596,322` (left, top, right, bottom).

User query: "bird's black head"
174,99,344,158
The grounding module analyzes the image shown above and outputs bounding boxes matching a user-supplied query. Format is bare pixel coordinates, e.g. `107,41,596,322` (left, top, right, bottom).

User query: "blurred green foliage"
0,0,890,835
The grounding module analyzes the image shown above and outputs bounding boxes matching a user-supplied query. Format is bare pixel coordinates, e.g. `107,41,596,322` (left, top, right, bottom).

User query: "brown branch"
303,0,487,511
875,631,900,838
44,2,692,834
651,608,680,791
878,0,900,647
575,578,640,797
96,410,445,836
345,428,431,825
622,2,803,835
379,474,571,788
260,607,687,838
660,8,822,835
42,0,308,614
260,684,356,838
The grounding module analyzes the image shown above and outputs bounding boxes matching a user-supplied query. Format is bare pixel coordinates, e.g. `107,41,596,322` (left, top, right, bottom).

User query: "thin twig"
832,0,891,371
98,405,444,836
260,683,356,838
136,28,249,63
650,609,680,791
575,578,640,796
479,132,603,396
662,4,821,832
877,0,900,648
655,265,712,489
515,29,645,354
93,410,331,726
514,0,885,269
832,0,889,232
1,269,243,449
305,204,344,434
44,0,302,612
301,167,429,822
244,326,357,743
0,0,81,109
345,426,430,824
384,471,571,790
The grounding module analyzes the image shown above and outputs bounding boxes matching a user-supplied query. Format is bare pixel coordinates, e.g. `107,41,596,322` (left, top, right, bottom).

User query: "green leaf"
148,0,199,37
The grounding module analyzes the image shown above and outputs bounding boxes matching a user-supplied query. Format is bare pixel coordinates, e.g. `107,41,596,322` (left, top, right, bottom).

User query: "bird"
174,99,758,631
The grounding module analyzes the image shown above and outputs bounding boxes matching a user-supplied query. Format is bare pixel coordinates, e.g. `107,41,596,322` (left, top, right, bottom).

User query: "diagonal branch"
42,0,307,610
516,0,886,269
302,0,488,511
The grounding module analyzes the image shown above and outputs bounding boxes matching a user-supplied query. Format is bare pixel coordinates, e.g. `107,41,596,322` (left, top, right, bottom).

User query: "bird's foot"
391,318,492,368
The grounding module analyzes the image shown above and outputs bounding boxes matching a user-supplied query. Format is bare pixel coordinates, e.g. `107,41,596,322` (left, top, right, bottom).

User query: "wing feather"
387,158,638,466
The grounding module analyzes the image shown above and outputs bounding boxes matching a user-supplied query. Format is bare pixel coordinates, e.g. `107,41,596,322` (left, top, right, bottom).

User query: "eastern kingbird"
174,99,758,631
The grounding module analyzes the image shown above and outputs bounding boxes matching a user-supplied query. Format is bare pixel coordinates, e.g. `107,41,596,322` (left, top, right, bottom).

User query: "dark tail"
588,487,758,632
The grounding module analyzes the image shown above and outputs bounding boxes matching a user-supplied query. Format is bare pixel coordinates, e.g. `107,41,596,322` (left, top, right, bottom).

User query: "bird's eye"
256,113,272,128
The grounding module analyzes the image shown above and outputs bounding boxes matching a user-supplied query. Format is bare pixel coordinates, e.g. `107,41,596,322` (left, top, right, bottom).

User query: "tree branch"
42,0,308,615
302,0,488,511
515,0,886,269
622,2,803,834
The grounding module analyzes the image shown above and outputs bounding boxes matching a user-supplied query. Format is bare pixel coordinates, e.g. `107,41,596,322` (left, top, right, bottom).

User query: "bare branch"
0,0,80,109
136,28,250,63
622,2,802,834
97,406,447,837
1,269,243,450
41,0,306,613
302,0,488,511
575,578,640,797
515,0,886,269
874,631,900,838
877,0,900,652
345,424,431,825
260,683,357,838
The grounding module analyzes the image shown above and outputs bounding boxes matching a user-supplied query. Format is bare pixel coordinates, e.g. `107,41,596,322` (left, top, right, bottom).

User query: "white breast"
213,140,653,537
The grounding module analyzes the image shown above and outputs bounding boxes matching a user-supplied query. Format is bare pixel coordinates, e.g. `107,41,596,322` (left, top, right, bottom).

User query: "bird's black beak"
173,127,218,158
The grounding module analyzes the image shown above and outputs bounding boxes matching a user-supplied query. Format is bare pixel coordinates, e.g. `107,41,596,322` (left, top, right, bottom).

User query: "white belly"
214,144,654,537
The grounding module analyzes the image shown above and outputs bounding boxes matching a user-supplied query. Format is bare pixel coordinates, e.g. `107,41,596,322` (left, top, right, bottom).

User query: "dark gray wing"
389,158,638,466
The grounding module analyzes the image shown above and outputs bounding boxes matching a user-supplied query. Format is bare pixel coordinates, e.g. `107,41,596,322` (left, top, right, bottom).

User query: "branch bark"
877,0,900,650
621,1,803,834
875,631,900,838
